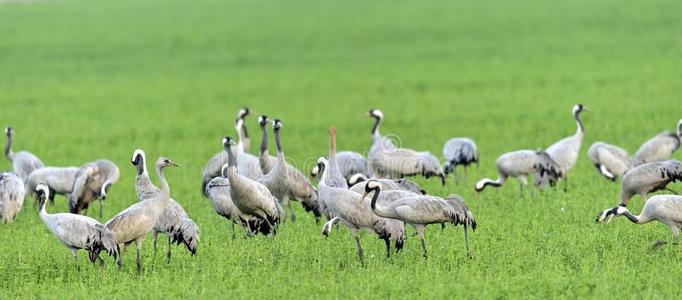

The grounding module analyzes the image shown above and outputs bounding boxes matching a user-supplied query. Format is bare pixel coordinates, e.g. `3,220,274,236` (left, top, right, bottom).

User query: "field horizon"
1,0,681,298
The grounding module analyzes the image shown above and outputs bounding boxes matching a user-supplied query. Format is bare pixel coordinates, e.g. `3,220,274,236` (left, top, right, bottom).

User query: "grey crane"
326,127,349,189
596,160,682,223
69,159,120,218
369,148,445,185
362,180,477,258
316,156,405,262
475,150,561,198
587,142,632,181
367,109,396,157
632,119,682,166
131,149,199,262
4,126,44,186
598,195,682,248
223,136,280,235
0,172,25,223
26,166,79,204
237,107,252,153
443,138,479,180
336,151,370,179
543,104,589,191
257,119,291,219
206,164,265,238
257,115,278,174
36,184,119,270
201,116,263,196
105,157,180,272
258,115,320,222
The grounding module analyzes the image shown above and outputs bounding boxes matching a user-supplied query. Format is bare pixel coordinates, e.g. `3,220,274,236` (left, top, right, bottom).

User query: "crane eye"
164,159,169,163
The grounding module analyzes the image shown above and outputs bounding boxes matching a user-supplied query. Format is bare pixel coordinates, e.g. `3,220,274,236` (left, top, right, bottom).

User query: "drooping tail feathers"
173,218,200,256
87,224,119,262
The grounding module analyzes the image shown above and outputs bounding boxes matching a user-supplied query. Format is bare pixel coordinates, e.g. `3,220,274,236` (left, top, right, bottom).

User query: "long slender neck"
274,128,284,159
318,164,328,184
39,196,48,216
621,211,641,224
236,125,245,153
155,164,170,200
260,124,268,156
139,157,149,177
369,188,380,211
371,117,381,138
4,134,12,159
574,111,584,135
225,145,237,169
329,131,337,160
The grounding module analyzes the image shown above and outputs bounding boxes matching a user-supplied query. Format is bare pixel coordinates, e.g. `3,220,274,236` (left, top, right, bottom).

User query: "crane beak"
583,107,591,112
171,161,182,167
360,191,368,199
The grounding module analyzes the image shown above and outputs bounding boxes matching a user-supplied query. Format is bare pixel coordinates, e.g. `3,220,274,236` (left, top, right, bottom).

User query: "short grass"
1,0,682,298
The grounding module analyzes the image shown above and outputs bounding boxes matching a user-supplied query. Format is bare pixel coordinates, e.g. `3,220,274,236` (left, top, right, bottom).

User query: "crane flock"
0,105,681,272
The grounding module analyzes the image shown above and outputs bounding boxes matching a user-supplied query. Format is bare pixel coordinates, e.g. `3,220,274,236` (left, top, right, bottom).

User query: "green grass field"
1,0,682,298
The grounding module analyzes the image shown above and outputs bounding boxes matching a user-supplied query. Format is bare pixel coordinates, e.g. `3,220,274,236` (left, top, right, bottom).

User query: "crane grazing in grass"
105,157,180,273
0,172,25,223
362,180,476,258
69,160,120,218
131,149,199,262
587,142,632,181
596,160,682,223
475,149,561,198
598,195,682,249
26,167,79,204
4,126,44,187
443,137,479,180
36,184,119,270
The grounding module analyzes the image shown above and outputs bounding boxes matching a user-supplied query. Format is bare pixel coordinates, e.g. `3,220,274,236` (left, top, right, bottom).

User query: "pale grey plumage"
633,121,681,166
257,115,278,174
26,166,79,201
336,151,370,179
237,107,252,153
206,164,262,238
349,177,425,195
475,149,561,197
369,148,446,185
600,195,682,246
222,137,279,235
4,127,44,187
443,138,479,177
105,157,179,272
543,104,588,191
587,142,632,181
0,172,25,223
69,159,119,217
36,184,119,268
201,117,263,196
316,157,405,261
131,149,199,260
595,160,682,223
362,180,476,258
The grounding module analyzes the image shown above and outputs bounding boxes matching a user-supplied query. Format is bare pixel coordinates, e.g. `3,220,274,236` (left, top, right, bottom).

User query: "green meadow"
1,0,681,298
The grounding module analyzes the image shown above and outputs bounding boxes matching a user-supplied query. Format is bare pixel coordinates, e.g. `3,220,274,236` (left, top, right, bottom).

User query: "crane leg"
231,221,236,240
563,177,569,193
383,238,391,258
287,200,297,223
152,231,158,253
71,249,80,272
166,236,172,264
135,240,142,274
417,226,428,258
99,199,103,218
464,224,472,259
355,236,364,264
441,223,446,231
665,188,679,195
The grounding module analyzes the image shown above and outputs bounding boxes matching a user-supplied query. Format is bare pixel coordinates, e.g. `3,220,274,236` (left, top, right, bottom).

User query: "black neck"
369,187,380,211
260,124,268,155
242,124,249,138
4,134,11,158
274,128,283,155
224,144,237,168
135,155,145,175
622,211,640,224
574,112,584,133
371,117,380,135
